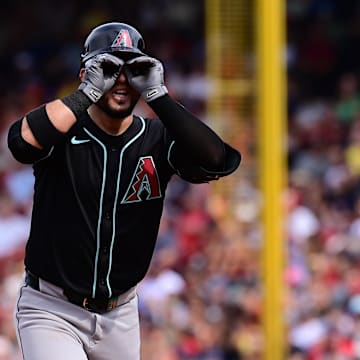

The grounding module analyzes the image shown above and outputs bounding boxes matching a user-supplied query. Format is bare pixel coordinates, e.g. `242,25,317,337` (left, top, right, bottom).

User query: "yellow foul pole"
256,0,287,359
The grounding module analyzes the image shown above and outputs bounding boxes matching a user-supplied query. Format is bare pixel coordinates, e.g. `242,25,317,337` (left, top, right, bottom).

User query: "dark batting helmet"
80,22,146,64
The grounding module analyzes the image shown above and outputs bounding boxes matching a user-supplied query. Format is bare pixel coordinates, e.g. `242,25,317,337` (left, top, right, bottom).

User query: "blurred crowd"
2,0,360,359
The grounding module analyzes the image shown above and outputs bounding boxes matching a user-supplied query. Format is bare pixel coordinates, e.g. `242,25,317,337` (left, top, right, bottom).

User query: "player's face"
97,71,140,119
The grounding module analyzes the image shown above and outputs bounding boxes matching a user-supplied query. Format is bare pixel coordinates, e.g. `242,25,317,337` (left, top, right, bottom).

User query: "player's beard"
96,94,140,119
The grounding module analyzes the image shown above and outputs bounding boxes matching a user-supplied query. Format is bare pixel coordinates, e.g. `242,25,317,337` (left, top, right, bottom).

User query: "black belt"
25,270,128,313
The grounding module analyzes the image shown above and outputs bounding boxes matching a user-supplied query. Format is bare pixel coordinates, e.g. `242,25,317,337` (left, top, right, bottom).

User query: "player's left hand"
124,56,168,102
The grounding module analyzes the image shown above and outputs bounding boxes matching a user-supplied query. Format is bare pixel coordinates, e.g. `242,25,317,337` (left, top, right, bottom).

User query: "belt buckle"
107,297,119,311
82,296,118,312
82,298,101,313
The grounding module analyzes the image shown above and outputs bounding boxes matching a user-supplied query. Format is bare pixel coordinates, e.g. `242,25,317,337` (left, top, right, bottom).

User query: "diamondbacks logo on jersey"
121,156,162,203
111,29,132,48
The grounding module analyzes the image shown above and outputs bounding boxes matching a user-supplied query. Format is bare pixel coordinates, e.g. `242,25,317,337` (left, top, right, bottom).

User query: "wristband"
61,90,92,118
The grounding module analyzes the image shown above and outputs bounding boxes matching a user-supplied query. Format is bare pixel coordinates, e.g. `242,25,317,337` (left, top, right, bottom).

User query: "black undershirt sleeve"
149,95,225,168
149,95,241,182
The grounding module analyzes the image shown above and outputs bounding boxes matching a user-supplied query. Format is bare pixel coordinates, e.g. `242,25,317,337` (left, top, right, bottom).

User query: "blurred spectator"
336,73,360,125
0,191,29,264
345,119,360,176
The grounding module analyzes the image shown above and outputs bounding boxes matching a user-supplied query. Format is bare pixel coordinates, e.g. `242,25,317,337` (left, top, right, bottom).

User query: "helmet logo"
111,29,132,49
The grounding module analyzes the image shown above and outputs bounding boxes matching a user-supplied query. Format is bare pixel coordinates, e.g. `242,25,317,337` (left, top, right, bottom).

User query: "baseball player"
7,22,241,359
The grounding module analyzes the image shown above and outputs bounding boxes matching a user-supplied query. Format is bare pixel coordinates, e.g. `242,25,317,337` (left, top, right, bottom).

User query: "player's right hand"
79,54,124,103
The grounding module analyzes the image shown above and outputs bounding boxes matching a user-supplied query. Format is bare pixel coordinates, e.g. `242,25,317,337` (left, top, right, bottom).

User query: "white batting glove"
79,53,124,102
124,56,168,102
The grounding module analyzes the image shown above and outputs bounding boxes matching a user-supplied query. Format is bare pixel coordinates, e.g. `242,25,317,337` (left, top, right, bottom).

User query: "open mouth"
112,89,128,100
114,89,128,95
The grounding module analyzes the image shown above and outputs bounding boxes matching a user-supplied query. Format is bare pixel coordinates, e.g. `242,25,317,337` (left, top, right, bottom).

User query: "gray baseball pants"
14,275,140,360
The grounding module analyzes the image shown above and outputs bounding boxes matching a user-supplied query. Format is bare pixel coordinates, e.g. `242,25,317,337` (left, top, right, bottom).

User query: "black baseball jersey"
8,111,240,299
